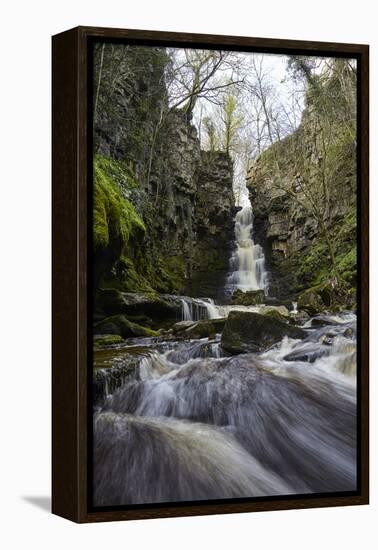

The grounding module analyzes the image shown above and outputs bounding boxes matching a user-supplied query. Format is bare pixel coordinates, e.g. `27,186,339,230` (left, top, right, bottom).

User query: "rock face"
93,44,235,303
221,311,306,355
188,151,236,300
246,67,357,302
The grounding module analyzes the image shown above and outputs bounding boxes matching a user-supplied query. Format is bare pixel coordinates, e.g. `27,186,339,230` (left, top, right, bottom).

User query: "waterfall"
180,299,193,321
180,297,222,321
227,204,268,292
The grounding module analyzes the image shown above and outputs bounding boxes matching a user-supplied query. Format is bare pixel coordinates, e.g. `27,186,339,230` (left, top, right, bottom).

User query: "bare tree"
166,49,244,122
265,57,357,286
203,116,219,152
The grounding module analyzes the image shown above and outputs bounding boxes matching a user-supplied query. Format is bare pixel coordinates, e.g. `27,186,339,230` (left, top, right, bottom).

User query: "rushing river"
92,311,357,507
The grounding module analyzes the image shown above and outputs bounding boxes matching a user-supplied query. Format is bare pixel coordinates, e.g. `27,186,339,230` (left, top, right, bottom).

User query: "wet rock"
311,315,343,327
319,333,336,346
231,289,265,306
284,345,329,363
96,289,179,321
94,315,159,339
172,320,197,333
297,286,328,315
221,311,307,355
343,327,354,339
259,305,290,320
94,334,124,348
289,310,310,325
184,318,227,339
93,359,139,407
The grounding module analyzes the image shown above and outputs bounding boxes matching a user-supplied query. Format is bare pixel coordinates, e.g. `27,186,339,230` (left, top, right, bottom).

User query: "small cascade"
227,205,268,293
180,297,222,321
180,299,193,321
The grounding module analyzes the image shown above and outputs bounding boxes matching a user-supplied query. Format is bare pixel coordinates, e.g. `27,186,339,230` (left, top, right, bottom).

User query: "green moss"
108,256,157,294
93,334,124,347
295,239,329,286
94,315,159,338
336,246,357,284
93,155,145,252
156,255,186,292
294,202,356,292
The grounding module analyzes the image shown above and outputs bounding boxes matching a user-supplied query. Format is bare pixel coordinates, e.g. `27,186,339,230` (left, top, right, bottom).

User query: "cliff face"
189,151,236,300
247,69,357,302
93,45,235,300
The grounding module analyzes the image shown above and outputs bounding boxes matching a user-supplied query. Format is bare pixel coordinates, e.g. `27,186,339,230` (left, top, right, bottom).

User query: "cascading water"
227,204,268,292
92,171,356,508
180,296,222,321
93,312,357,506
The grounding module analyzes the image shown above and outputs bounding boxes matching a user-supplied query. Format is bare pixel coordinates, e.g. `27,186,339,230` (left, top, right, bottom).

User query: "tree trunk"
94,43,105,125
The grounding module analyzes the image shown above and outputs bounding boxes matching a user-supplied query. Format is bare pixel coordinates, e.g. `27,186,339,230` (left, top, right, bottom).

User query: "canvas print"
91,43,357,507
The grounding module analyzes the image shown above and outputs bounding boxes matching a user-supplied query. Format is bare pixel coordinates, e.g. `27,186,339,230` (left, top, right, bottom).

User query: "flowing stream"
93,312,357,506
93,188,356,507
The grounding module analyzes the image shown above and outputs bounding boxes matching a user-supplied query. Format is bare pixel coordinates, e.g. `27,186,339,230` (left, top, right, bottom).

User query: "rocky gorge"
91,45,358,507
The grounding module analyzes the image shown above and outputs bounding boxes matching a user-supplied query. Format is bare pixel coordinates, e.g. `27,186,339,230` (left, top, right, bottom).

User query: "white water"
179,295,292,322
228,205,268,292
93,312,357,506
180,297,222,321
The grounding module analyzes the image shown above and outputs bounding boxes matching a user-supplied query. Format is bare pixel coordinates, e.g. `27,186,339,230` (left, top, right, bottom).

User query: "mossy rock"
221,311,306,355
96,289,178,321
259,305,290,321
298,280,357,315
120,292,179,319
289,311,311,325
96,288,128,315
93,315,159,339
183,318,226,339
231,289,265,305
172,320,197,334
297,286,328,315
93,334,124,348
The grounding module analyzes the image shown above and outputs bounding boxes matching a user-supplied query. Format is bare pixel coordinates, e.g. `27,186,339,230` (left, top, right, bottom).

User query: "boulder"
297,286,327,315
311,315,343,327
259,305,290,321
96,289,179,319
289,310,310,325
231,289,265,306
343,327,355,339
283,345,329,363
297,281,345,316
172,320,197,334
93,315,159,339
183,318,226,339
221,311,307,355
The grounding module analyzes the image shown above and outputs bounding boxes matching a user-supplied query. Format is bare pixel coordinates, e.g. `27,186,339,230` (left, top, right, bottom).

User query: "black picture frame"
52,26,369,523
